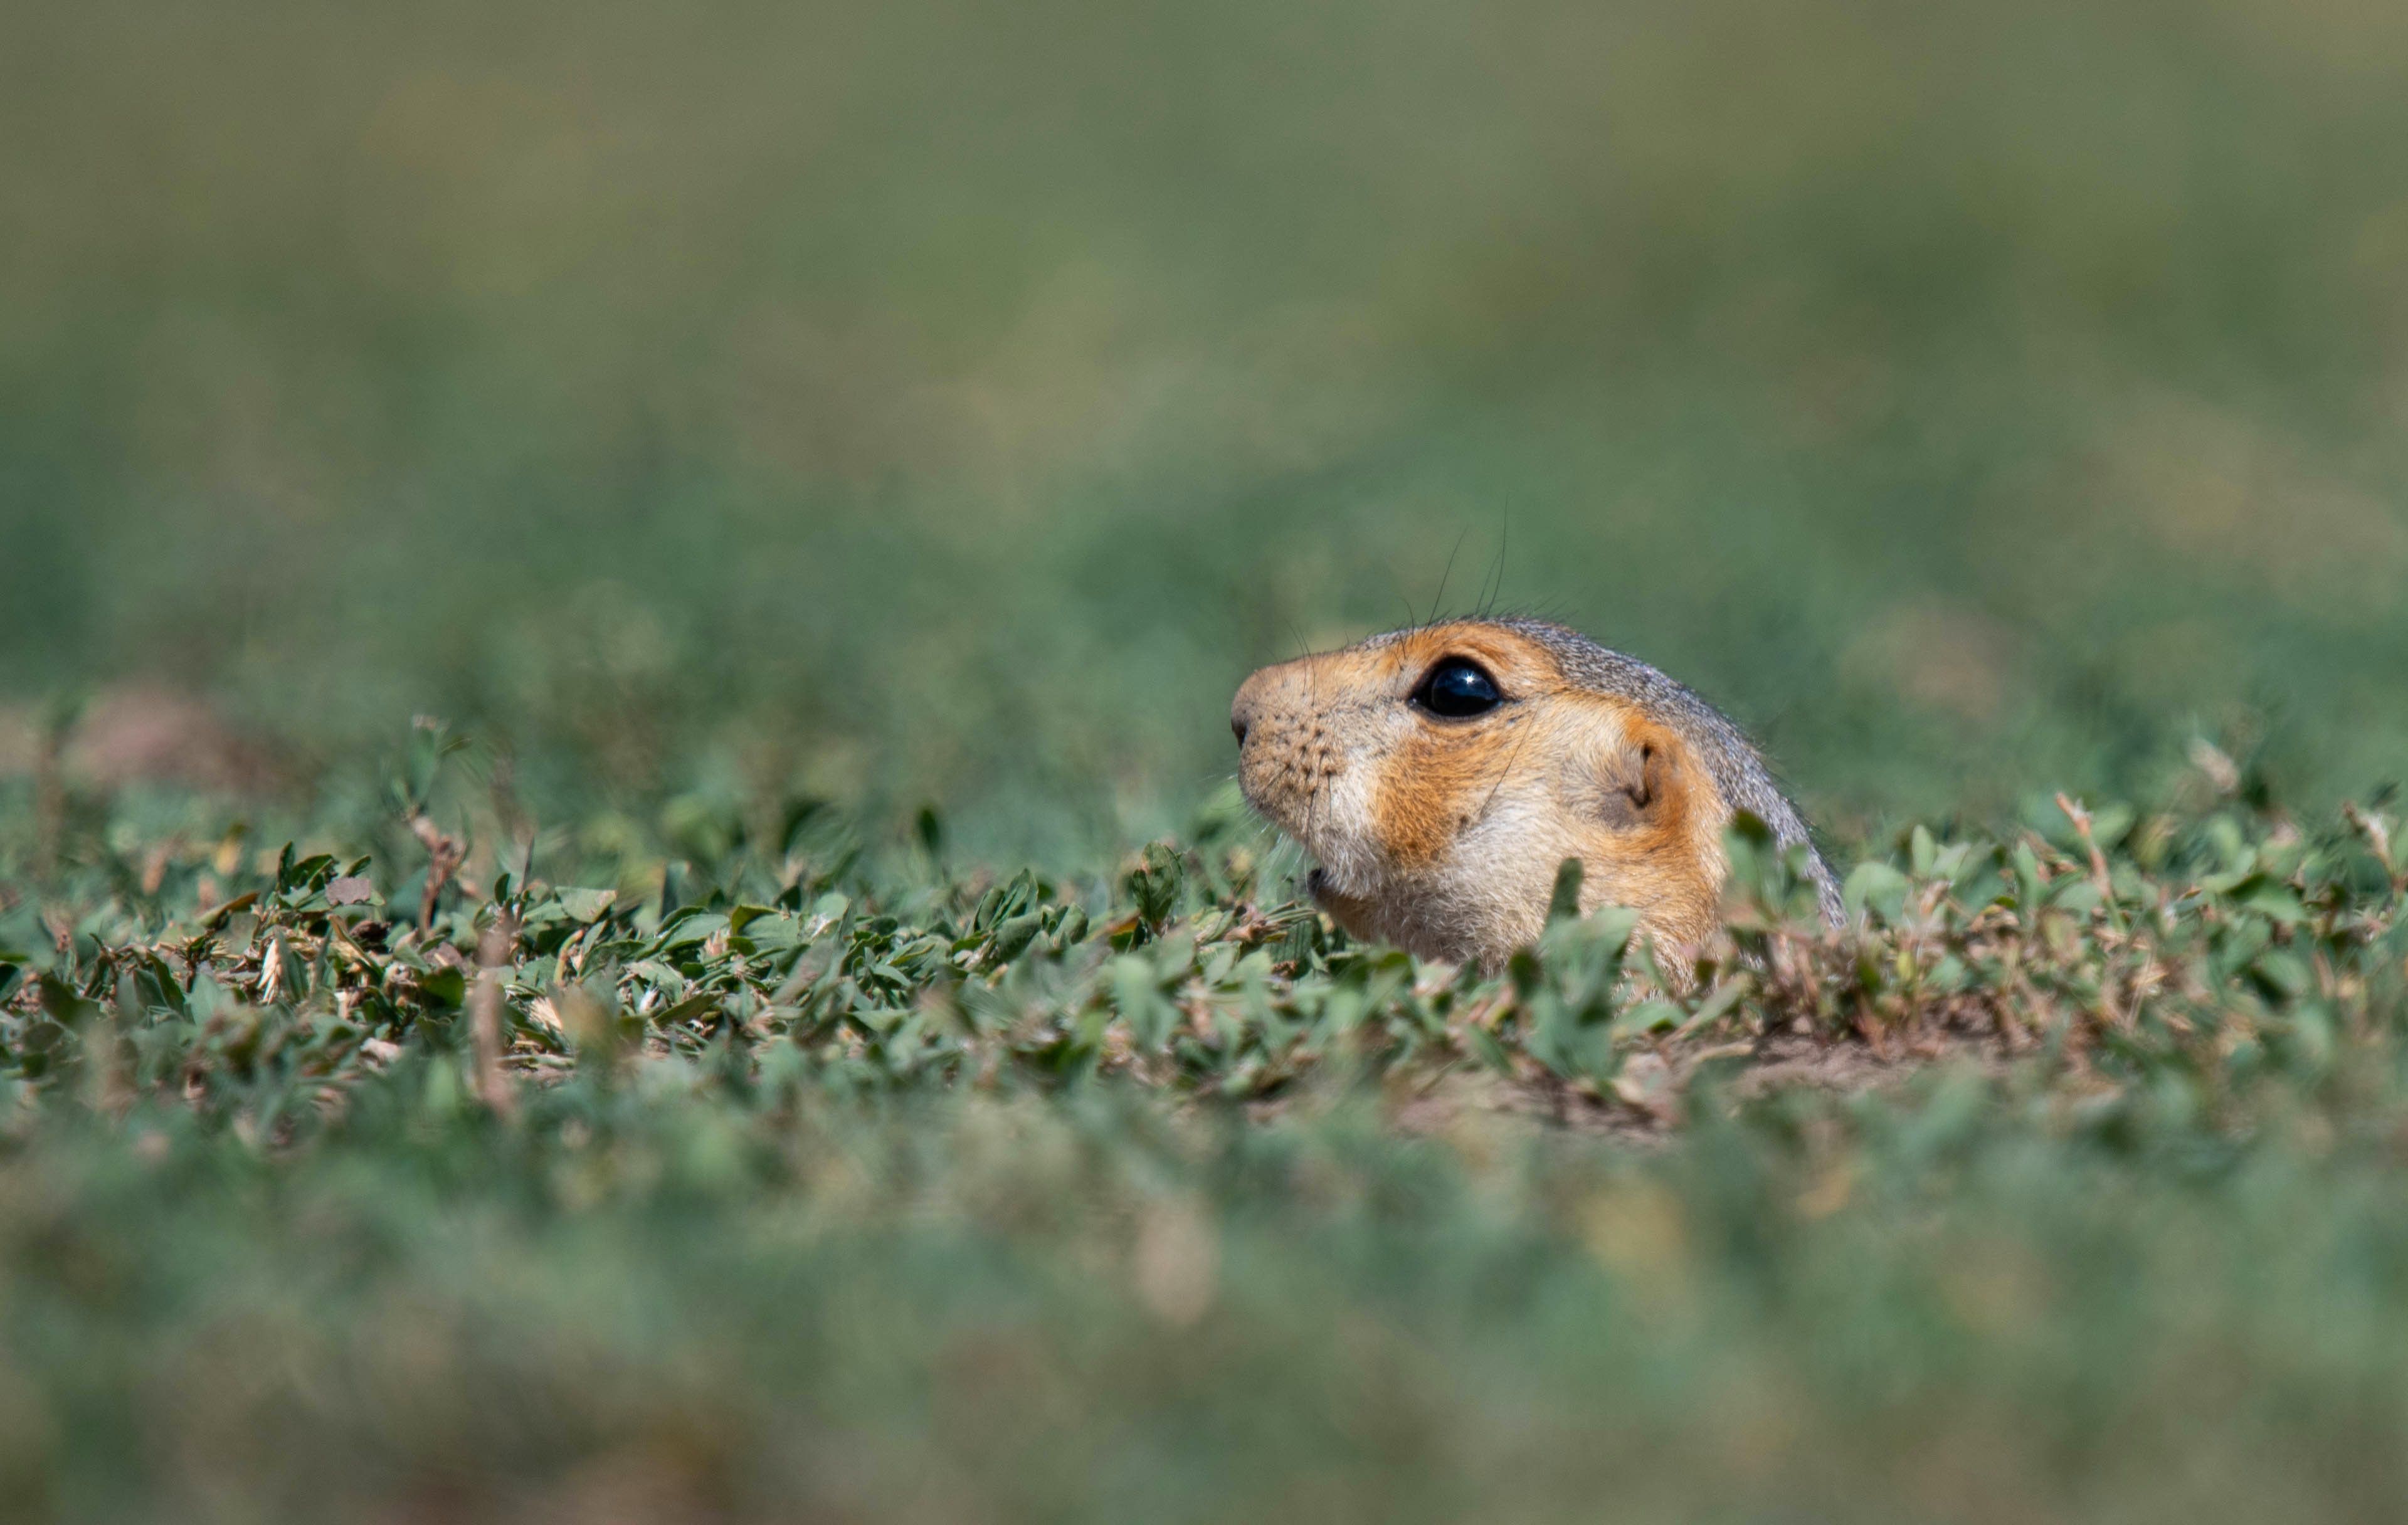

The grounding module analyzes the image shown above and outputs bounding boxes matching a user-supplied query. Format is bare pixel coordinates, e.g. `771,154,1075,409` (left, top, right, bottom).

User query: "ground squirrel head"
1231,617,1839,970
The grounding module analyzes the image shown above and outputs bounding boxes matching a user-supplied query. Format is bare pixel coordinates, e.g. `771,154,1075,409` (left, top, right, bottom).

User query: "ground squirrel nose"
1230,675,1264,747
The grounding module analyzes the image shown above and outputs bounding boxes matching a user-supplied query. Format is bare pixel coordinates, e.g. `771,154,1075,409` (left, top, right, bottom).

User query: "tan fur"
1232,621,1741,972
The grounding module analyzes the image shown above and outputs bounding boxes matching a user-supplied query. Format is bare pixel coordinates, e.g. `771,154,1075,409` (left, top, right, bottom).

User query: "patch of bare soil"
0,685,288,794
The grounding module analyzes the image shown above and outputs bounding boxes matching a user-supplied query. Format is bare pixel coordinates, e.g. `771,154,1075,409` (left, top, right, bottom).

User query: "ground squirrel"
1231,617,1840,970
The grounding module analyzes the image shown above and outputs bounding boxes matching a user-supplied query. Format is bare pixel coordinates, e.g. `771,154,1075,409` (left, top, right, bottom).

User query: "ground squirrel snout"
1232,617,1839,971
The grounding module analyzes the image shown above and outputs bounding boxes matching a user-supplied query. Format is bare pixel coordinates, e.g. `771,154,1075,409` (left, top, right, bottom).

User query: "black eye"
1413,658,1503,719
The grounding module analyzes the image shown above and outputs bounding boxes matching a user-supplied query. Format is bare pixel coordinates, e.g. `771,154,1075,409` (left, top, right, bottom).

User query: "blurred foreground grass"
11,1075,2408,1523
3,732,2408,1519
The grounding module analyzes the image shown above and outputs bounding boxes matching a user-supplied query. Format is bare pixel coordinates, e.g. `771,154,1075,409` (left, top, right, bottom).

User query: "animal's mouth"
1304,866,1334,905
1235,767,1311,844
1239,779,1325,873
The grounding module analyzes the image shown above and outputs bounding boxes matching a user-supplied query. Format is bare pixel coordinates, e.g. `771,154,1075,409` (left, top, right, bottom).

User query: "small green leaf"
1546,857,1585,924
1844,861,1912,924
990,912,1045,963
417,967,468,1007
557,888,619,923
1611,999,1682,1037
2233,877,2308,926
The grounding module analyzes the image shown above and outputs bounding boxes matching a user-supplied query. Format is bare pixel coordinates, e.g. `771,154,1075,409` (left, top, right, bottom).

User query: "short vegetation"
6,0,2408,1516
3,734,2408,1521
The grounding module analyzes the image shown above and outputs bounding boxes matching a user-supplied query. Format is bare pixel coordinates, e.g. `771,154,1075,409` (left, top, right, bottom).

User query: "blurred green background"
4,0,2405,857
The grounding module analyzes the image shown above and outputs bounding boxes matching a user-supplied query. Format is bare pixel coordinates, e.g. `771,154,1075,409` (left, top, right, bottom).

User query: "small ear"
1594,737,1669,829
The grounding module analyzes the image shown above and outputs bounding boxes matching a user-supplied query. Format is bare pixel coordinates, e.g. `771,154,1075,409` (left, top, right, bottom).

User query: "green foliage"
1,772,2407,1519
13,762,2403,1121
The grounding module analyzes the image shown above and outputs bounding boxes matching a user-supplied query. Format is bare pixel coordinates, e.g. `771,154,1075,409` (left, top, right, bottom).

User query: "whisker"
1427,528,1469,630
1476,514,1509,618
1476,710,1541,826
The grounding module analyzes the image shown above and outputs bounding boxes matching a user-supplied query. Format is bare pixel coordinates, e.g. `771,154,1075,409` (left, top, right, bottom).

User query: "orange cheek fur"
1560,705,1729,952
1370,712,1536,868
1360,625,1568,871
1367,688,1731,956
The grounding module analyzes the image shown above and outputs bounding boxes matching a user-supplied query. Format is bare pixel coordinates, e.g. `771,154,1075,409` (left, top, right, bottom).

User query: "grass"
3,732,2407,1519
16,1072,2408,1523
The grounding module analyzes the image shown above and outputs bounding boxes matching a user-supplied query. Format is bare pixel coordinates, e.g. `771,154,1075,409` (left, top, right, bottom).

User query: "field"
5,0,2408,1519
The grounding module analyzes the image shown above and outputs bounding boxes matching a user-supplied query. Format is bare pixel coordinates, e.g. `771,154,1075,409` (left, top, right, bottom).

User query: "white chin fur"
1287,765,1383,898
